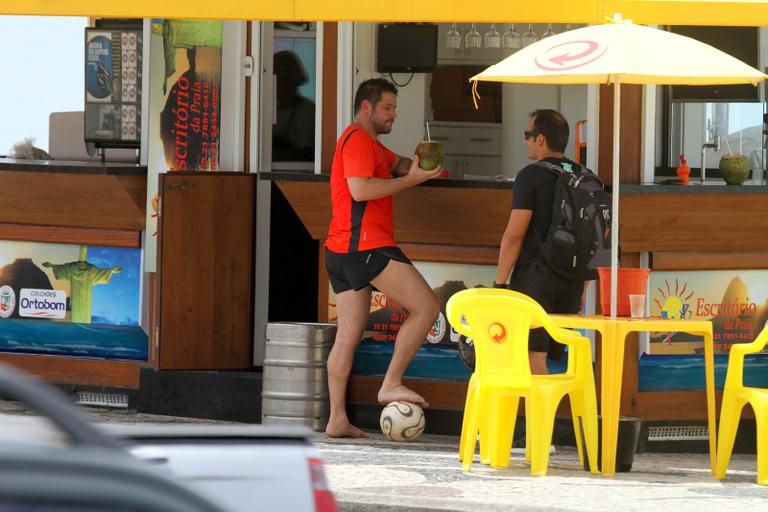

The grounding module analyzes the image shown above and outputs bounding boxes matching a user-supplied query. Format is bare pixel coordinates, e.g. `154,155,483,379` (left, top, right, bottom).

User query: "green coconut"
719,154,749,185
415,141,444,171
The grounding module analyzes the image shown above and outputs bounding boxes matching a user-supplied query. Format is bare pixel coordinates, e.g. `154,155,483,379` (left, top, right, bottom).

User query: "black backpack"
535,160,612,281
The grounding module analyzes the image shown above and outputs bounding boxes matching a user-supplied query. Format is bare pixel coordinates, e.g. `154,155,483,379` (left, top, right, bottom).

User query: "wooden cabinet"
157,173,256,370
430,65,501,123
437,23,504,64
0,164,147,388
462,155,502,176
427,122,502,178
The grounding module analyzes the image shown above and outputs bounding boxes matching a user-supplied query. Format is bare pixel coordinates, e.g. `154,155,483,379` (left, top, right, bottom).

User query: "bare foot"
325,419,369,438
377,384,430,408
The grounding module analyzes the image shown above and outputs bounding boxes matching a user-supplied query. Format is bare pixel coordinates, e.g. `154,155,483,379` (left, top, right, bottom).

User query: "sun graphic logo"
654,278,695,320
489,322,507,344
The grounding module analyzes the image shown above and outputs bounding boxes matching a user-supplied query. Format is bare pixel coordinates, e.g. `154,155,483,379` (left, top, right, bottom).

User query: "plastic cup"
629,294,646,318
597,268,650,317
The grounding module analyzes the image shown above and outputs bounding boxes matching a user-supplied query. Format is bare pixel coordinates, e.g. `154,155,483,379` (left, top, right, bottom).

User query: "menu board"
84,28,142,146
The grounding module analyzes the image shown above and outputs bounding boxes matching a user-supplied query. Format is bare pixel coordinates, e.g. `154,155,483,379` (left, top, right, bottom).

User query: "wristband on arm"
492,282,509,289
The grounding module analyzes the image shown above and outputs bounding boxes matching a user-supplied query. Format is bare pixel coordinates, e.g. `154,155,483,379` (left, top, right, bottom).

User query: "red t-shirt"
325,125,398,253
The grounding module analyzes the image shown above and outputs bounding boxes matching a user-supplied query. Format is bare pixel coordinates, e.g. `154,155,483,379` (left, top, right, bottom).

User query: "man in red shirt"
325,78,444,438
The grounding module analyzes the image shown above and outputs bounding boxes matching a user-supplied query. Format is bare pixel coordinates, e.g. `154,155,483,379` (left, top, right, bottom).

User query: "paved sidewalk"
0,399,234,424
316,432,767,512
3,400,764,511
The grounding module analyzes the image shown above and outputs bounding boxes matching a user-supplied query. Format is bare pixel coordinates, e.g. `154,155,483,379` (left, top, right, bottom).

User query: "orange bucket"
597,267,651,316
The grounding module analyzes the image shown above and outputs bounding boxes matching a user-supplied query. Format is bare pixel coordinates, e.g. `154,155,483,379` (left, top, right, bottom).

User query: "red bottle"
676,154,691,184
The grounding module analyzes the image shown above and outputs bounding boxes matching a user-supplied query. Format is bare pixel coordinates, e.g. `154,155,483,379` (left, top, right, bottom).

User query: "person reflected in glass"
272,50,316,162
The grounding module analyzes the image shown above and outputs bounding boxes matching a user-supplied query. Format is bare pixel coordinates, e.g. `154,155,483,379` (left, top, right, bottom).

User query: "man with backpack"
494,109,611,374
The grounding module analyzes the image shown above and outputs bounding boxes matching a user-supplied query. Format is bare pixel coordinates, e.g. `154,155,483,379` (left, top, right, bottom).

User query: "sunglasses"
524,130,540,140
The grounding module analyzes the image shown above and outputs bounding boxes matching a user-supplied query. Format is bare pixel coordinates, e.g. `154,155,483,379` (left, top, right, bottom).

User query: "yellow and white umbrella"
471,14,767,317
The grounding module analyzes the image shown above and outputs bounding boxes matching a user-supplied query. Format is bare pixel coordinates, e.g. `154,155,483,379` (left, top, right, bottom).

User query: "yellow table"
548,314,716,477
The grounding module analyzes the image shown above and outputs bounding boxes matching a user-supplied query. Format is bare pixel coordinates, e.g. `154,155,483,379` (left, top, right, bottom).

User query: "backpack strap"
533,159,582,176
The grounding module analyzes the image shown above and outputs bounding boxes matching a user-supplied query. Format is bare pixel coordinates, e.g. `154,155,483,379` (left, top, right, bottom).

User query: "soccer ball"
379,401,425,442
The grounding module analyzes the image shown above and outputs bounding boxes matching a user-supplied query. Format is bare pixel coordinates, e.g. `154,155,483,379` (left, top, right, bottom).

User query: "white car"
0,362,337,512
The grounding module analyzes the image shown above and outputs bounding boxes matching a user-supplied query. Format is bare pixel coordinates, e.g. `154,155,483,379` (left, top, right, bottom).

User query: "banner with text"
329,261,496,347
649,270,768,355
0,241,146,360
145,19,223,271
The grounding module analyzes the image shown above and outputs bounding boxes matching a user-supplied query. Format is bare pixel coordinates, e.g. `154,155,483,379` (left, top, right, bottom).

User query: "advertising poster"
0,241,146,360
329,261,496,346
84,29,142,144
329,261,496,380
145,19,223,271
639,270,768,392
648,270,768,355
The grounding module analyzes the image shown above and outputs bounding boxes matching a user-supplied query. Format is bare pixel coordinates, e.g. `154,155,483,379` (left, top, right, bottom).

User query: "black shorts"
325,246,412,294
510,261,584,361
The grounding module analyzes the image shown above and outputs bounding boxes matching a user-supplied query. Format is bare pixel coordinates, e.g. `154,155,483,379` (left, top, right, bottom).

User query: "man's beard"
372,117,393,135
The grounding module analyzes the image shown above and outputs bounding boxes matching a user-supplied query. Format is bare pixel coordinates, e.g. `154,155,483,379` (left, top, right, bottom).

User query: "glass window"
271,26,317,168
0,16,87,156
668,101,765,172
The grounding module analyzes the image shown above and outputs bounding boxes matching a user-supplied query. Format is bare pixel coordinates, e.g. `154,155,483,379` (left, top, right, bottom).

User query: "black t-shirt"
511,157,578,268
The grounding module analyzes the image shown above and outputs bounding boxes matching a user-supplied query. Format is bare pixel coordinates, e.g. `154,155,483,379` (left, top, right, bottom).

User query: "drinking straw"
425,121,431,142
680,103,685,158
725,135,734,156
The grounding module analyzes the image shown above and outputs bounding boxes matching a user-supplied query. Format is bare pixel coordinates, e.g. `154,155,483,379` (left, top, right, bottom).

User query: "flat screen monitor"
670,25,760,102
376,23,438,74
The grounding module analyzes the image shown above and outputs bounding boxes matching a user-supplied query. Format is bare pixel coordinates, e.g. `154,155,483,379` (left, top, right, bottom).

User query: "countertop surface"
4,163,764,190
0,158,147,175
262,171,768,193
624,178,768,194
260,171,515,189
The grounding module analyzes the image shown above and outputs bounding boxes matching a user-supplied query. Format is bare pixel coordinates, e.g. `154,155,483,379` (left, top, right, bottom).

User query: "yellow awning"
1,0,599,22
3,0,767,26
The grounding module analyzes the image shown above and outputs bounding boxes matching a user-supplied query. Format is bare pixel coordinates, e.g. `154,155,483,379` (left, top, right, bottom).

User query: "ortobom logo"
19,289,67,319
0,285,15,318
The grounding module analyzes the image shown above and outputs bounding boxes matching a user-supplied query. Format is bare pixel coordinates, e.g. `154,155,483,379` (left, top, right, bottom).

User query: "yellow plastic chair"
715,323,768,485
453,288,538,465
447,288,599,475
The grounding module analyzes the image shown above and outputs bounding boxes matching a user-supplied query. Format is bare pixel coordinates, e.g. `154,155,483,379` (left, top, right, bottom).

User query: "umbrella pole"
610,76,621,318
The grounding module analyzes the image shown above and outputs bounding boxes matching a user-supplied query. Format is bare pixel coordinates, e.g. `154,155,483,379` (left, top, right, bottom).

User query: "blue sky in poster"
88,246,141,326
0,241,141,326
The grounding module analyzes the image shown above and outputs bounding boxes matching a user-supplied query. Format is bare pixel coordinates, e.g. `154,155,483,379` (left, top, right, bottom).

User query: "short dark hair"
529,109,569,153
353,78,398,114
